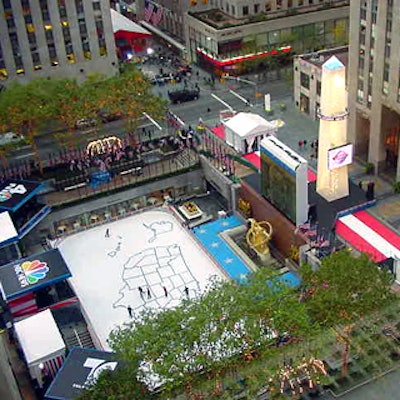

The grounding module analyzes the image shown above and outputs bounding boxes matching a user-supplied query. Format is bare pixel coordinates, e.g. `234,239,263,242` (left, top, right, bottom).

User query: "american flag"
151,4,164,26
144,0,154,22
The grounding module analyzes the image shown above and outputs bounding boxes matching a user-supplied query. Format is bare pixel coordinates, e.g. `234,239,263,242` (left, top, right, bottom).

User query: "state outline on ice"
113,244,201,310
143,219,174,243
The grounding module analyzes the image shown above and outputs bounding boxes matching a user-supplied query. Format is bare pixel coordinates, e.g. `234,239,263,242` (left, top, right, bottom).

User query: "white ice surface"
58,208,225,350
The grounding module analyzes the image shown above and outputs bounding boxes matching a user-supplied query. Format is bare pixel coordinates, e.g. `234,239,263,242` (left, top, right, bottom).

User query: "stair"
62,325,95,349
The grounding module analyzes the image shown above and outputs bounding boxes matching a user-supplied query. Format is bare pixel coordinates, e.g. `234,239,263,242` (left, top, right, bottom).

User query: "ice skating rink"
58,208,225,350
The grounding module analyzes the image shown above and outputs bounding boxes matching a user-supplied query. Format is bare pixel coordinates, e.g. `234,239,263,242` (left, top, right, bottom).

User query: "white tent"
223,112,277,153
14,309,65,386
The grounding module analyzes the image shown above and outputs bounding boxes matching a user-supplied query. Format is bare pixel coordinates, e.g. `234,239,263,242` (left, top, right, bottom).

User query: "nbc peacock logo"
14,259,49,288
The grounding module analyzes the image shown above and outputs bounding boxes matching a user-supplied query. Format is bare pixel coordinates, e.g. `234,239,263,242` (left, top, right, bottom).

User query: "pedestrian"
184,286,189,298
138,286,144,299
207,107,211,113
303,139,307,148
163,286,168,297
147,287,152,299
105,228,110,238
127,305,133,318
298,140,303,150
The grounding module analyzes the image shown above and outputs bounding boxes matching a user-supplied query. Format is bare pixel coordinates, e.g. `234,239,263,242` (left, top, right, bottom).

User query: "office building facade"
0,0,118,85
136,1,349,73
187,1,349,75
293,46,347,120
347,0,400,178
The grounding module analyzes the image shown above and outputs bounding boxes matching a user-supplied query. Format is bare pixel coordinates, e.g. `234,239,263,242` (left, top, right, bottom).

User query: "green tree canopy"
299,250,395,327
108,268,314,395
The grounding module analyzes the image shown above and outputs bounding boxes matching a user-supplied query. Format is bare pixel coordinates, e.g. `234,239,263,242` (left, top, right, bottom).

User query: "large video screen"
328,143,353,170
260,151,296,223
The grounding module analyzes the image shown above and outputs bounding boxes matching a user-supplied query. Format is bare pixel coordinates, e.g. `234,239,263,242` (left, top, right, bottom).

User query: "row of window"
357,1,400,106
1,0,107,77
197,0,336,18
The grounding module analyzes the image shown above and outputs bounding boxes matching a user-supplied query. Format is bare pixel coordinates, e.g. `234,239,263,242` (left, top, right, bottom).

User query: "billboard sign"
328,143,353,170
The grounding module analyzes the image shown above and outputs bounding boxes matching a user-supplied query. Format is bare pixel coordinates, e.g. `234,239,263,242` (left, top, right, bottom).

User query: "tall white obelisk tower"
316,56,349,202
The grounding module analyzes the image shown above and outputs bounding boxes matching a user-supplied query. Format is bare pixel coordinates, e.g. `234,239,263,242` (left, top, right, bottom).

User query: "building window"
0,44,8,80
316,81,321,96
242,6,248,15
397,75,400,103
58,0,67,18
254,4,259,13
92,1,101,11
39,0,50,21
383,63,389,95
95,15,107,56
6,18,15,29
75,0,84,14
2,0,11,10
300,72,310,89
48,43,58,65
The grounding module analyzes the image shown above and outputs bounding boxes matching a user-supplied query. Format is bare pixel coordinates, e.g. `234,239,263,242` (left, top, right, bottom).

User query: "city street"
6,70,293,165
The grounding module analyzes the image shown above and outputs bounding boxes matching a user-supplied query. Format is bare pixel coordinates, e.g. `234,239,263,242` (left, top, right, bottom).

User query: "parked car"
0,132,25,146
75,118,97,129
168,88,200,104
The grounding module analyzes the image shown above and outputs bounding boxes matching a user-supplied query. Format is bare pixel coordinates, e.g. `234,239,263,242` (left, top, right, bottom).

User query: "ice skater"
138,286,144,299
163,286,168,297
105,228,110,238
147,287,152,299
127,305,133,318
184,286,189,298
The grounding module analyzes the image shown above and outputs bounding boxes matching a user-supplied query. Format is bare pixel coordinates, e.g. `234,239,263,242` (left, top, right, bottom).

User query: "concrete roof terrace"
189,0,349,30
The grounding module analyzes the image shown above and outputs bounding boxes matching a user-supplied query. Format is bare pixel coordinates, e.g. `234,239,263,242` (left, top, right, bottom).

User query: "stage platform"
308,180,376,233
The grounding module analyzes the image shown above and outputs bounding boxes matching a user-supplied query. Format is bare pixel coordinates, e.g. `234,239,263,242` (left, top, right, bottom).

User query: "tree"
52,79,99,148
299,250,395,375
108,268,315,397
0,79,55,173
104,66,167,142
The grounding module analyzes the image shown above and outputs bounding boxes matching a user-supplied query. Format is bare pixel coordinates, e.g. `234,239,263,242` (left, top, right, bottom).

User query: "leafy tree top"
108,268,314,393
299,250,395,327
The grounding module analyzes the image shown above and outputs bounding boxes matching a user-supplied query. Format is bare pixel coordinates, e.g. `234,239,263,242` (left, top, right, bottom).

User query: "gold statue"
246,218,273,259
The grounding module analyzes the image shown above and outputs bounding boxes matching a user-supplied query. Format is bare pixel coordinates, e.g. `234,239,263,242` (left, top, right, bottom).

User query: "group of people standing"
126,285,190,318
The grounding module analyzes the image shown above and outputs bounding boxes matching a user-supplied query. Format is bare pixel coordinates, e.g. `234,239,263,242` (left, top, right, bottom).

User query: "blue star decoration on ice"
224,258,234,264
211,242,219,248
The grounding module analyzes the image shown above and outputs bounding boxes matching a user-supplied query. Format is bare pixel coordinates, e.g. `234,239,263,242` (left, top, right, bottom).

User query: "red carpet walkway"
336,211,400,262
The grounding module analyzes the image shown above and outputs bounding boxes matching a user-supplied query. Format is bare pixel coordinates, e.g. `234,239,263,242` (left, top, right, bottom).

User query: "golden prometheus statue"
246,218,273,261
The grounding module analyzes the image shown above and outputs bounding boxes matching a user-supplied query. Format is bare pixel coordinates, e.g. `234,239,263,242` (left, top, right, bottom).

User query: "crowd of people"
0,127,200,188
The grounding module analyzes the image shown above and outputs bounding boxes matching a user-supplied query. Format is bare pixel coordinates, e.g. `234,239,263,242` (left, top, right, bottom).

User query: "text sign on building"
45,348,121,400
0,248,71,300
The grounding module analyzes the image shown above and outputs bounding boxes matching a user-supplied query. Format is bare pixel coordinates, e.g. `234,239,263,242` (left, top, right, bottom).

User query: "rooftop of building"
188,0,349,30
295,46,348,69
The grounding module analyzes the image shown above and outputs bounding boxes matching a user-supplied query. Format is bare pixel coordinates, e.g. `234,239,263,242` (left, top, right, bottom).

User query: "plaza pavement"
199,94,400,237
